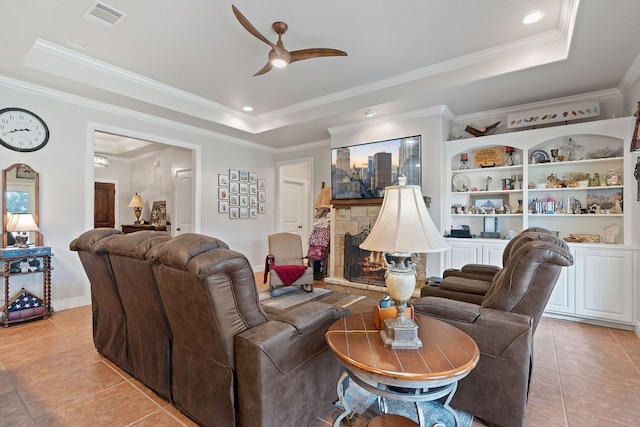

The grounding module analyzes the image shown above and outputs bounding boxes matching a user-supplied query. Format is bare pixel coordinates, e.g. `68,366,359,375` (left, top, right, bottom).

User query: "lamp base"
14,235,29,248
380,316,422,349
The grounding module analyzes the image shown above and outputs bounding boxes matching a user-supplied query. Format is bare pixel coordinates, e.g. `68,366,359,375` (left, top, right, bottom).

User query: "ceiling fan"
232,5,347,76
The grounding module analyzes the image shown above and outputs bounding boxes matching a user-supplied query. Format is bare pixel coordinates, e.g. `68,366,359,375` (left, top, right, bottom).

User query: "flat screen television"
331,135,421,200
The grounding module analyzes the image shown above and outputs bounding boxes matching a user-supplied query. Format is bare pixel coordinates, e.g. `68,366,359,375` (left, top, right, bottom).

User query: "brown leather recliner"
422,227,556,304
413,232,573,427
147,233,349,427
69,228,129,371
102,231,173,401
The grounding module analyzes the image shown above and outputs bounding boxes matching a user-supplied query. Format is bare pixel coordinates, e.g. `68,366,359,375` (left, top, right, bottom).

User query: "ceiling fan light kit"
232,5,347,76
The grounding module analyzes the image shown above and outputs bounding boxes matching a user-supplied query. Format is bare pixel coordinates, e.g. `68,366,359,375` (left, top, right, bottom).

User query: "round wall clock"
0,108,50,152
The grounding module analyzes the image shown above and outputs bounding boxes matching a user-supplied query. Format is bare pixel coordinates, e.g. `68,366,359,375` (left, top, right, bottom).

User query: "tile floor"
1,290,639,426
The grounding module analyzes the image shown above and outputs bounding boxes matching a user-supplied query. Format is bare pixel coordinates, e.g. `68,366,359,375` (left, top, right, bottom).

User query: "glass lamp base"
380,316,422,349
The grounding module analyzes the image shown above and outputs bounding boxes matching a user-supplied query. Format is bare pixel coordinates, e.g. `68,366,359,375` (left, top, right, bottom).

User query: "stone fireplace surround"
325,199,427,298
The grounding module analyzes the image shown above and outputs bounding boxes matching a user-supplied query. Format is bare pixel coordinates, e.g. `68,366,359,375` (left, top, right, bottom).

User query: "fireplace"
326,200,429,296
344,230,385,286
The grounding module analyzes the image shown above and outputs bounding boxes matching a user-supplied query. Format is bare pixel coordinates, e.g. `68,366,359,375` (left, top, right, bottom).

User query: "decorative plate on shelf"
452,174,471,192
530,149,550,164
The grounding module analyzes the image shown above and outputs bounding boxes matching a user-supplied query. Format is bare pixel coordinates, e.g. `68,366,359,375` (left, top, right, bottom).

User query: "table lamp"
6,213,39,248
360,178,449,349
128,193,145,224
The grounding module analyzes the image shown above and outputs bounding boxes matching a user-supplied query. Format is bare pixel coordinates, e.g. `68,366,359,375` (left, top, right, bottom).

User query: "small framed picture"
258,179,266,190
239,195,248,206
249,195,258,207
239,182,249,194
229,207,239,219
249,184,257,195
230,182,239,194
249,208,258,219
218,174,229,186
218,201,229,213
229,194,239,206
483,217,498,233
258,203,266,214
258,191,266,202
229,169,239,181
239,170,249,182
239,207,249,219
249,172,258,183
218,188,229,200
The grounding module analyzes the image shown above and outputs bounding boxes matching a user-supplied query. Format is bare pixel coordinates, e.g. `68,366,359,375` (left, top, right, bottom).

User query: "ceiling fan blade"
231,5,276,49
253,61,273,76
289,48,348,64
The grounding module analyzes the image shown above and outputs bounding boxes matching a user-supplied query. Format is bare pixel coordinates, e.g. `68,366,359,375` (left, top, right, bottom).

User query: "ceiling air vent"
83,1,126,27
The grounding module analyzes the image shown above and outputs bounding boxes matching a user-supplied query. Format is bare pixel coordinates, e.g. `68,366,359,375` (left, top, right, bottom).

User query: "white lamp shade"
128,193,144,208
6,213,39,232
360,185,448,254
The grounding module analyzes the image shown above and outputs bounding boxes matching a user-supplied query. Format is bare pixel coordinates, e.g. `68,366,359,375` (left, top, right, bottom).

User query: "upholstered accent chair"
421,227,556,304
266,232,314,294
69,228,129,371
414,232,573,427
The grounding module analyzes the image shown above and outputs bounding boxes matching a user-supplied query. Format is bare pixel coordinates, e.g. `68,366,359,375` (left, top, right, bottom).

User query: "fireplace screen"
344,230,386,286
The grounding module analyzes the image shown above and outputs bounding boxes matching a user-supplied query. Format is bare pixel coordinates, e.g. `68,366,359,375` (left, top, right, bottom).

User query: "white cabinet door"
482,241,508,267
445,240,482,270
545,264,574,314
574,248,633,323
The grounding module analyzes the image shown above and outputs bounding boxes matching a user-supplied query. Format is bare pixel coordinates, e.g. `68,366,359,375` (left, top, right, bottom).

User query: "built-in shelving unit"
441,117,637,327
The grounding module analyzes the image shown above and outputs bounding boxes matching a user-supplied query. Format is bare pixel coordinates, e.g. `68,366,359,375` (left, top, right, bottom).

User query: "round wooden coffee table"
326,312,479,427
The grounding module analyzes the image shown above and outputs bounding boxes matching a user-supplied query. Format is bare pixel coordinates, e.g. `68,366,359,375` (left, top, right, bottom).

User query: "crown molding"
328,105,447,135
450,88,621,122
0,74,276,153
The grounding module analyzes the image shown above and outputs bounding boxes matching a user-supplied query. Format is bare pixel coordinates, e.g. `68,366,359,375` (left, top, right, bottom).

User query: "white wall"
0,80,278,311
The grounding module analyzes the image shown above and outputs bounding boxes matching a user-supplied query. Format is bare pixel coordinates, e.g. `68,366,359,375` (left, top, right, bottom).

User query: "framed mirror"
2,163,41,247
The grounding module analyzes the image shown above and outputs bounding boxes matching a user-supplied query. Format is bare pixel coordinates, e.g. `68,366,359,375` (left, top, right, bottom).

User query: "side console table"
0,246,53,327
121,224,167,234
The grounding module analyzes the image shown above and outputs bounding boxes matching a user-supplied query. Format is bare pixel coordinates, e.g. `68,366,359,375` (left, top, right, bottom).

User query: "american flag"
8,291,42,312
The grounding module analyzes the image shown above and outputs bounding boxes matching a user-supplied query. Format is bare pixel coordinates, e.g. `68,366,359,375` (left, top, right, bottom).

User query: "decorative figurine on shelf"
465,121,500,137
504,146,515,166
459,153,469,169
604,223,620,244
562,137,583,161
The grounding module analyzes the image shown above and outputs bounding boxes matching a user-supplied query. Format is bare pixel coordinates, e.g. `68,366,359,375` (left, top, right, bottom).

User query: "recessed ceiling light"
67,38,89,50
364,110,376,117
522,11,544,24
242,106,254,112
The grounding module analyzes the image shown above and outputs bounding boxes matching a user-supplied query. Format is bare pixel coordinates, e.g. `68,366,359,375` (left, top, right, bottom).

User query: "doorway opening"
90,128,198,235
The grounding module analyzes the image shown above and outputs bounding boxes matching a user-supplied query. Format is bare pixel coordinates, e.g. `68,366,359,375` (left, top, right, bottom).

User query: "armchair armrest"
414,297,532,358
236,301,348,373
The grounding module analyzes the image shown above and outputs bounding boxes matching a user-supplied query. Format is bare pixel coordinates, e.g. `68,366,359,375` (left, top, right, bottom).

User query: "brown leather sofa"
70,228,130,372
72,229,349,427
413,232,573,427
103,231,173,400
421,227,555,304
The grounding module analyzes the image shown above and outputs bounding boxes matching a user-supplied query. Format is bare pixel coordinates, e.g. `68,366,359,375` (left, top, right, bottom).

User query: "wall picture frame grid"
220,169,266,218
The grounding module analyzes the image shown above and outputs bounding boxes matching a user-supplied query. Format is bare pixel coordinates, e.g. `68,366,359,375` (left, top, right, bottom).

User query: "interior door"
280,178,309,241
94,182,115,228
174,168,194,235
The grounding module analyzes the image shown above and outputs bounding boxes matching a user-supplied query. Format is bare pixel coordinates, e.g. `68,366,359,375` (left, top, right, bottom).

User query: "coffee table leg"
333,371,353,427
